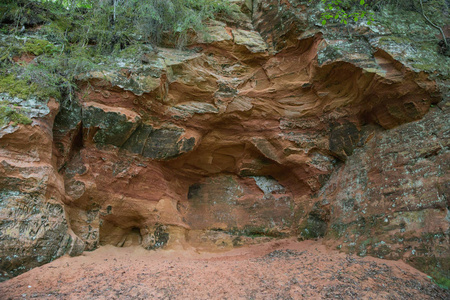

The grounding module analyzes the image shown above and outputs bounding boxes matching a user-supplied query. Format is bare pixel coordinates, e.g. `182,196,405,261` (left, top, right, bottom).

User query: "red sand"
1,239,448,299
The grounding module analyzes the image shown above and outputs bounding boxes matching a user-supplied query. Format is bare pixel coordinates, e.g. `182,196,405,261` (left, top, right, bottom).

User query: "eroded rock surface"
319,97,450,283
0,0,449,284
0,99,84,281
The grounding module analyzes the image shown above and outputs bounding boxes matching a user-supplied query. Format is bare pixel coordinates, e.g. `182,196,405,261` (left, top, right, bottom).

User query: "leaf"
360,0,365,5
354,17,358,22
343,20,347,25
322,20,326,25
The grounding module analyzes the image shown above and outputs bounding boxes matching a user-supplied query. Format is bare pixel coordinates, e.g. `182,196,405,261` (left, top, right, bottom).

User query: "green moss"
0,0,56,30
0,104,32,127
410,63,439,71
372,2,450,78
409,256,450,290
0,75,38,99
433,276,450,290
378,36,411,45
117,44,148,61
24,38,58,56
0,0,241,107
0,36,26,63
40,19,72,44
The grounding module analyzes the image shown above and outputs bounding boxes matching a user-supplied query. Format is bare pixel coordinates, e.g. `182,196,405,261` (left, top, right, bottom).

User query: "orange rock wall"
1,0,448,282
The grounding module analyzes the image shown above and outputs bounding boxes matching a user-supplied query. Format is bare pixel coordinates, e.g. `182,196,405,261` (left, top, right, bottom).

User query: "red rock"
0,0,448,286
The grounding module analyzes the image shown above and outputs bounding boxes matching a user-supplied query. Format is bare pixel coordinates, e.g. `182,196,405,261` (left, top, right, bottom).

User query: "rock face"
319,98,450,283
0,0,449,283
0,99,84,281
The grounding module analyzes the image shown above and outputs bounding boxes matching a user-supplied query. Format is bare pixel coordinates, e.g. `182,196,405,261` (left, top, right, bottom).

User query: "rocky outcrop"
0,0,448,284
318,97,450,283
0,98,84,281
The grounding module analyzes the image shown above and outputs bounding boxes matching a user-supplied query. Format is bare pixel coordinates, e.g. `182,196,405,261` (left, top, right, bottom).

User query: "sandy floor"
0,239,448,299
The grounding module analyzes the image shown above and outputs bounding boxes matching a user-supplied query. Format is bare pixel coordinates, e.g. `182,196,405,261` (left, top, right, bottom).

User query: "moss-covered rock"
24,38,59,56
409,256,450,289
0,104,31,127
368,2,450,79
82,106,139,147
0,92,51,131
0,75,39,100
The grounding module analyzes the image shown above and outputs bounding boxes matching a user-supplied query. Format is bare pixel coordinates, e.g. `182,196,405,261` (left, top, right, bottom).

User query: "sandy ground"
0,239,448,300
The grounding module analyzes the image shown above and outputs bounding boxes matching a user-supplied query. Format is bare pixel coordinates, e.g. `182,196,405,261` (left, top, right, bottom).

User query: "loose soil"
1,239,448,299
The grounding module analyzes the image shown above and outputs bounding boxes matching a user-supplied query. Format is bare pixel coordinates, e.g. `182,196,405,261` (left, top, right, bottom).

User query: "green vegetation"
0,75,39,99
410,256,450,289
24,38,59,56
1,0,237,50
0,104,32,127
0,0,236,127
314,0,374,25
315,0,448,48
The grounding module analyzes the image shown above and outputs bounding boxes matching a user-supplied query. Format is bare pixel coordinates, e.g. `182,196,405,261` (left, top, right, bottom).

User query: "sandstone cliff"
0,0,448,286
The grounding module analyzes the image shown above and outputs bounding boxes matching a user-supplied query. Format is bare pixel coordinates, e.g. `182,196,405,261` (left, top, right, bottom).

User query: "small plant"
0,74,39,99
0,104,32,127
0,0,238,111
24,38,59,56
316,0,375,25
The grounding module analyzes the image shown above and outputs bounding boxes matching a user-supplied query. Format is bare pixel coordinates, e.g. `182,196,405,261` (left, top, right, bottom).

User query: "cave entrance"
99,220,143,247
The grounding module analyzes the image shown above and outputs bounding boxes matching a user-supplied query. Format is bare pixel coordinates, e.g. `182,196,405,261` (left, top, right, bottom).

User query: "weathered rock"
0,99,83,281
81,105,140,147
185,175,293,234
1,0,449,285
317,98,449,284
53,0,445,258
298,200,330,239
141,224,170,250
140,125,197,160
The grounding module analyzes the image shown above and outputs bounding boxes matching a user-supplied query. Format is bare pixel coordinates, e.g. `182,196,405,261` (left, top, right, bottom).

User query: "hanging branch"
419,0,448,48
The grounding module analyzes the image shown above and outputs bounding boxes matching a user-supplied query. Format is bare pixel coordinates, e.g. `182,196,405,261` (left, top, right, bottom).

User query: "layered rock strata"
0,0,448,282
